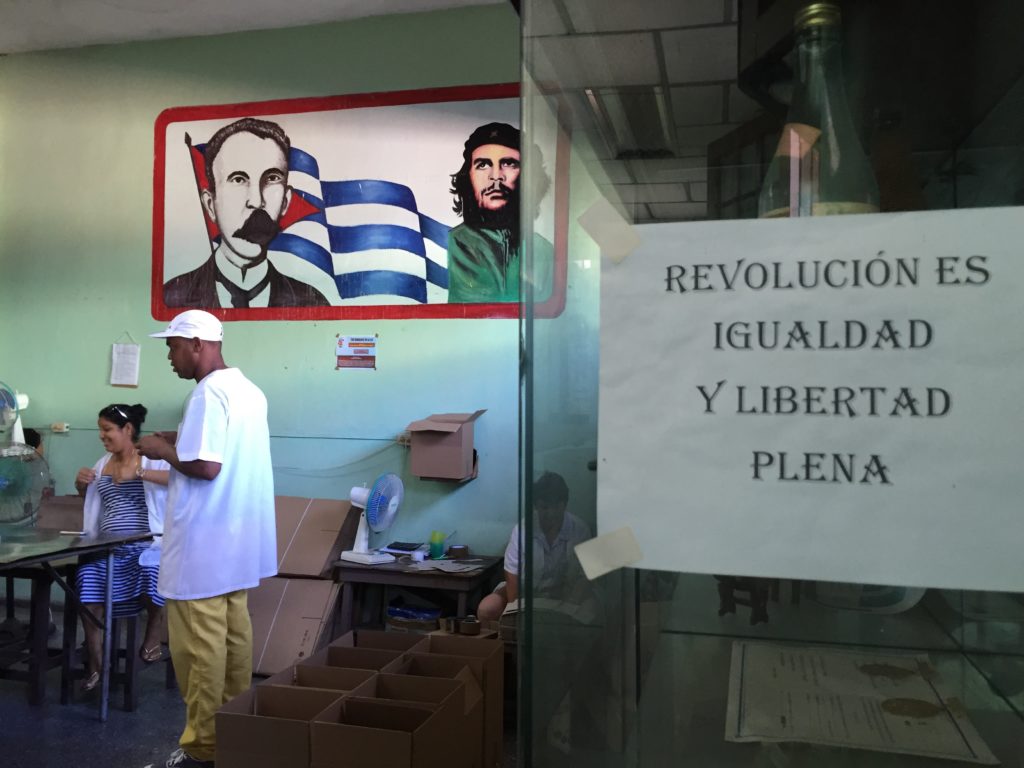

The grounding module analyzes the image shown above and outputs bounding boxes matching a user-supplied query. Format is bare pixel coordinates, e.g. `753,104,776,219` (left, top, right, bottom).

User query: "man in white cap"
138,309,277,768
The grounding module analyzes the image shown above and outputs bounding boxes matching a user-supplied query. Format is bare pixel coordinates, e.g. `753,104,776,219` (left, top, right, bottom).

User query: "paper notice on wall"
598,207,1024,592
110,343,140,387
725,641,998,764
335,335,377,370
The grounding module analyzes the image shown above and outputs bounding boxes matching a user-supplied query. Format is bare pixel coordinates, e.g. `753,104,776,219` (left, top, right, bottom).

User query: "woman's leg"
81,603,104,675
142,597,165,653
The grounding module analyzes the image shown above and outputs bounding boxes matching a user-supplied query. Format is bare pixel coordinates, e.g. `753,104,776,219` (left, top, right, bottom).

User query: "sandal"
81,670,100,692
139,643,163,664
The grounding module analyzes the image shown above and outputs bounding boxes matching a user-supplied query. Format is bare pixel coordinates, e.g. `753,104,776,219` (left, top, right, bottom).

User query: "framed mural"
151,83,568,321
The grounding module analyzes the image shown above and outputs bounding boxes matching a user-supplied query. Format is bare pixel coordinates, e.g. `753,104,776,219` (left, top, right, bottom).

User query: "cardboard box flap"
406,410,486,433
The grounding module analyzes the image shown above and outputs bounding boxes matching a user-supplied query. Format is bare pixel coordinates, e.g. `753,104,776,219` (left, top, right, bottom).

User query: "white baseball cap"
150,310,224,342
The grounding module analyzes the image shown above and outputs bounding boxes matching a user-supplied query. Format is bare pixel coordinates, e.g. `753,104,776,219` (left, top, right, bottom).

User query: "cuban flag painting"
152,84,567,321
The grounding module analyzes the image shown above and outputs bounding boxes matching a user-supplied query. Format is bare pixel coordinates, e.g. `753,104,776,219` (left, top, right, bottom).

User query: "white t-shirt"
504,511,590,596
159,367,277,600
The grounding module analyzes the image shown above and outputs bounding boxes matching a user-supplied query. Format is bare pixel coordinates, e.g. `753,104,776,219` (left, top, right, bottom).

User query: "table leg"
457,592,467,618
339,582,354,635
99,549,113,722
28,571,52,705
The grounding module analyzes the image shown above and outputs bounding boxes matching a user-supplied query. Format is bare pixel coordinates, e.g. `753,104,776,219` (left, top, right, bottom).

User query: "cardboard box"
249,577,341,675
410,636,503,768
301,644,407,673
217,684,347,768
310,698,451,768
276,496,359,578
329,629,428,653
406,410,485,481
262,664,378,693
36,494,84,531
393,656,486,768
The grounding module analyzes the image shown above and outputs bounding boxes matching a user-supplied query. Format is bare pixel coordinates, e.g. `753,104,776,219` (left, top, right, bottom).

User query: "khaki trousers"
167,590,252,762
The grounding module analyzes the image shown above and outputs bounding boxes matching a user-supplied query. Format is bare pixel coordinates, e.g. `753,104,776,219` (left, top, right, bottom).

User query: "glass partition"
519,1,1024,766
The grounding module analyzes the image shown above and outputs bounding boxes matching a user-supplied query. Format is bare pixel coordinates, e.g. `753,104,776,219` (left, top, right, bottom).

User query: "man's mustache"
482,183,513,198
233,208,279,245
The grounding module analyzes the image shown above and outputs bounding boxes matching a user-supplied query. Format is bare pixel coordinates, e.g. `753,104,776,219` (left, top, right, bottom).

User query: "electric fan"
339,473,404,565
0,379,25,446
0,380,52,527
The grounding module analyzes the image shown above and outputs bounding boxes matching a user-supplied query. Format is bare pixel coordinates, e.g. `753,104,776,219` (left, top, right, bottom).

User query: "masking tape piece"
574,526,643,581
578,197,641,264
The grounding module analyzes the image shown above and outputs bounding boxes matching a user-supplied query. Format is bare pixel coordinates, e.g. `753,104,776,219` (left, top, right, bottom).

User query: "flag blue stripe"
329,224,426,256
270,233,334,275
425,258,449,289
322,179,418,212
419,214,450,249
289,148,320,179
336,271,427,303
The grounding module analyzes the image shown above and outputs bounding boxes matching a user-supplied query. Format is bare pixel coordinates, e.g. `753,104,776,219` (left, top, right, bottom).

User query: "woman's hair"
98,403,148,441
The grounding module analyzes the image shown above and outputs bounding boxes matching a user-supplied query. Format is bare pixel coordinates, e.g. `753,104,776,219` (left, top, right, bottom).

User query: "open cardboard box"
310,698,453,768
300,644,408,673
407,636,503,768
249,577,341,675
262,664,377,693
276,496,360,578
328,629,428,654
217,684,350,768
395,655,488,768
406,410,485,481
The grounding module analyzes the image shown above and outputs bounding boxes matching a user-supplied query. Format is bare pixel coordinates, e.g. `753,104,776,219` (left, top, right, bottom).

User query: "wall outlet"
50,422,70,433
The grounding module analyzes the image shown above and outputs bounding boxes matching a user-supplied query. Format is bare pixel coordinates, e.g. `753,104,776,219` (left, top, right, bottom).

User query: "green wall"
0,4,522,554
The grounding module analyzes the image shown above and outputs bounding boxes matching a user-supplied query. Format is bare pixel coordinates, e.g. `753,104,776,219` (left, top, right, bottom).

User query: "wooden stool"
62,612,142,711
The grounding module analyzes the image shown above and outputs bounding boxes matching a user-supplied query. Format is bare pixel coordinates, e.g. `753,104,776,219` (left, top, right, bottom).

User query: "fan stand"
339,509,395,565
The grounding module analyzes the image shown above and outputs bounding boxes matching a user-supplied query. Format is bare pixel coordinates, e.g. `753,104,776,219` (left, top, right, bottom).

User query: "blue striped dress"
75,475,164,617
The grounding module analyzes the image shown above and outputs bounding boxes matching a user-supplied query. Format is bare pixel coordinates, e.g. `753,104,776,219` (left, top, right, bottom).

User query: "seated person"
74,404,170,692
478,471,592,620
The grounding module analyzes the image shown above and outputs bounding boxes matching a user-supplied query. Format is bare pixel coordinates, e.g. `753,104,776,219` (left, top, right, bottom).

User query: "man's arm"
504,570,519,604
137,434,221,481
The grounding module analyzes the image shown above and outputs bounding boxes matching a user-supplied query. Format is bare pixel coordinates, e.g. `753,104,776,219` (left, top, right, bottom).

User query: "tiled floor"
0,612,520,768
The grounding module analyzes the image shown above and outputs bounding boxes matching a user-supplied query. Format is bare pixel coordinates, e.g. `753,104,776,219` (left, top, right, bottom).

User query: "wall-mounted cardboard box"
311,698,452,768
406,410,485,481
217,684,350,768
249,577,341,675
276,496,359,578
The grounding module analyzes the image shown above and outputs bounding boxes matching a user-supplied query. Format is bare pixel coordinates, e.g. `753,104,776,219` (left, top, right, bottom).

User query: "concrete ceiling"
0,0,504,54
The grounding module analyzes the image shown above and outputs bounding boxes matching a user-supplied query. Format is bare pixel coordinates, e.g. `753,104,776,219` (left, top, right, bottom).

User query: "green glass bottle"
758,2,880,218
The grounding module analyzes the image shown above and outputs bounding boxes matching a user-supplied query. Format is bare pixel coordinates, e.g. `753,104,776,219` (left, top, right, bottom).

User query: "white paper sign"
598,207,1024,592
110,343,141,387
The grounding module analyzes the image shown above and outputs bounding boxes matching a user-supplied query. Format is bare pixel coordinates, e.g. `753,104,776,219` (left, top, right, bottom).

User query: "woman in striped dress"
74,404,170,692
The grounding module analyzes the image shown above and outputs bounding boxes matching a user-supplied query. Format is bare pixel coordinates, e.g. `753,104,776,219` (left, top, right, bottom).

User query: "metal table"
0,527,154,720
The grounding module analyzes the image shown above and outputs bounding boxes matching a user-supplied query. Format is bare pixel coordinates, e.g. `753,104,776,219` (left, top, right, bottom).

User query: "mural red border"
151,83,569,322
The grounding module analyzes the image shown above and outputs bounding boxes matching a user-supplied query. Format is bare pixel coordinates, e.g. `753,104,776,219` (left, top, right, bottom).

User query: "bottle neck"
796,26,844,106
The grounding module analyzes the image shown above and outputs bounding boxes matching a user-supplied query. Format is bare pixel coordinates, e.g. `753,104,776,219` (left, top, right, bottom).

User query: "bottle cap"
795,2,841,31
